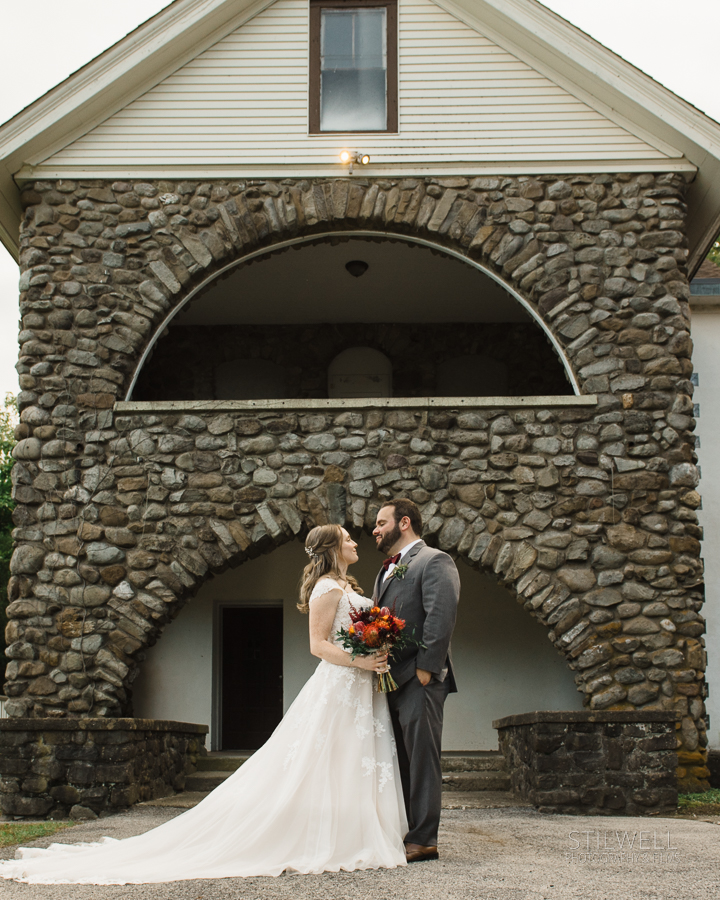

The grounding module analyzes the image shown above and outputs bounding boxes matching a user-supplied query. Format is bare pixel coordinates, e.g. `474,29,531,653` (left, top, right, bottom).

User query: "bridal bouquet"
336,603,422,692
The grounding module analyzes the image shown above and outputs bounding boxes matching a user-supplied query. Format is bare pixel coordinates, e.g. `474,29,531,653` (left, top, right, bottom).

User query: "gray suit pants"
387,674,450,846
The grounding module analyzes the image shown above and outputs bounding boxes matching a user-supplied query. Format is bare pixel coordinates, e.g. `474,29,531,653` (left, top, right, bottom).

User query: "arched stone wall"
8,173,707,789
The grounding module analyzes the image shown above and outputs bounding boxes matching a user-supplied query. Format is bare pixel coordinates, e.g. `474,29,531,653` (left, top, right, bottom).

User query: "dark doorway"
221,606,284,750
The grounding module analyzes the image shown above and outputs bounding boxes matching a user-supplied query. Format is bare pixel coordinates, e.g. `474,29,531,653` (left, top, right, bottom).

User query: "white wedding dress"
0,579,407,884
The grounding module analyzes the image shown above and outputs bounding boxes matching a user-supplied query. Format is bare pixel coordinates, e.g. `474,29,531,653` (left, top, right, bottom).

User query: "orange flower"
371,606,381,615
364,624,382,647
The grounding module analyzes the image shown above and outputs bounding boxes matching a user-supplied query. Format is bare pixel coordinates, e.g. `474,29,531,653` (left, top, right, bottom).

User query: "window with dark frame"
309,0,397,134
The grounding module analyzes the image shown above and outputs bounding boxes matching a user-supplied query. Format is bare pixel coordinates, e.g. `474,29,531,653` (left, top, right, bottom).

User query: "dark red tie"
382,553,401,571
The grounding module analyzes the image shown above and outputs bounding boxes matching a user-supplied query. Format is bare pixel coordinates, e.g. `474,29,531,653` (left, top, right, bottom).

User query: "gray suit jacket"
372,540,460,692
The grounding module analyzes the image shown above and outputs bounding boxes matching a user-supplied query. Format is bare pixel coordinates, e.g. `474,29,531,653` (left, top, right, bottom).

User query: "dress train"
0,579,407,884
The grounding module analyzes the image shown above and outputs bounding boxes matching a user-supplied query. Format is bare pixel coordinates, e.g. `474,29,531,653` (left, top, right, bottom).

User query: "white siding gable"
38,0,676,176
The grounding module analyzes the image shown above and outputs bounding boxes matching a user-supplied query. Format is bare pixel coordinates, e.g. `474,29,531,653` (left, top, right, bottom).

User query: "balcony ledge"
116,395,597,414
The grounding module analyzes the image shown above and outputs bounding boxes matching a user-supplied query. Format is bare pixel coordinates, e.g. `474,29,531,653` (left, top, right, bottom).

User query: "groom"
372,498,460,863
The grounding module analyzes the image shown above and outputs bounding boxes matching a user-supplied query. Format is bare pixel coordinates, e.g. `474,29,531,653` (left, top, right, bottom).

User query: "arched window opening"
131,236,574,401
328,347,392,398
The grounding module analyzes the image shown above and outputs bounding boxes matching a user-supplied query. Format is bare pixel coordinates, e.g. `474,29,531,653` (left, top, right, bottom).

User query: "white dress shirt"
382,538,422,582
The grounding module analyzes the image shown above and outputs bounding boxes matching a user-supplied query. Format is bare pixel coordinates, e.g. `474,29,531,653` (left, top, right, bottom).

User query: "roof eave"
1,0,720,269
437,0,720,272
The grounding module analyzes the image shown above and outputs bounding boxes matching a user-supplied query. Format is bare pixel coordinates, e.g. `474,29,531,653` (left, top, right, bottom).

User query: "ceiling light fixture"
345,260,369,278
339,151,371,174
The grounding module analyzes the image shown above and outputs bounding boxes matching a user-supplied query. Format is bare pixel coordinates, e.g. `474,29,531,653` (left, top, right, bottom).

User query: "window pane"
320,8,387,131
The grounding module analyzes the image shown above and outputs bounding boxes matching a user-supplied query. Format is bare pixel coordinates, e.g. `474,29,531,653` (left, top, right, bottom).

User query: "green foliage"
678,788,720,810
0,394,16,679
0,820,73,849
709,240,720,268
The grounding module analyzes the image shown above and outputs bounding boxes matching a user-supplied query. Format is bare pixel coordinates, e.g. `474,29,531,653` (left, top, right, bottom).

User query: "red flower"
380,606,391,617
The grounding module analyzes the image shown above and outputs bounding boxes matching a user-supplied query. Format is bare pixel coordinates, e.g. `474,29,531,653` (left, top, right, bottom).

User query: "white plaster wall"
133,590,215,727
689,306,720,749
134,533,582,750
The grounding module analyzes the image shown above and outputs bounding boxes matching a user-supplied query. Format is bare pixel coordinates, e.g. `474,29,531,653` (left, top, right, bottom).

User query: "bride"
0,525,408,884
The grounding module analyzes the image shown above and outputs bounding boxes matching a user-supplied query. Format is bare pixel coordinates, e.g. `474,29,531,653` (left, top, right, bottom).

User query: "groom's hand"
416,668,432,686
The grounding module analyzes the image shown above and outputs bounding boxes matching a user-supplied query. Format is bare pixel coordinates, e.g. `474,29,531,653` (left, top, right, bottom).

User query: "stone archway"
132,529,584,752
124,229,580,400
8,173,707,790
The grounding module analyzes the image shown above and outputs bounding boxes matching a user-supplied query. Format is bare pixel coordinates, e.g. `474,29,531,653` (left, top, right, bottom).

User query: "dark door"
221,606,284,750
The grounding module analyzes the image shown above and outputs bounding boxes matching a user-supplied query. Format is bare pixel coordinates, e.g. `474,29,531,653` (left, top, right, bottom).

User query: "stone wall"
133,322,570,401
494,710,679,816
6,172,708,789
0,718,207,818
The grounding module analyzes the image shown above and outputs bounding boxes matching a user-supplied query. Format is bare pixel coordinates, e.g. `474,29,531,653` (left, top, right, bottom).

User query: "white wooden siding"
41,0,672,172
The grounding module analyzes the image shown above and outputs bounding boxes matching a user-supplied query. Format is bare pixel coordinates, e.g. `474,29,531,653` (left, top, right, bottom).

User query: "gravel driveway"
1,804,718,900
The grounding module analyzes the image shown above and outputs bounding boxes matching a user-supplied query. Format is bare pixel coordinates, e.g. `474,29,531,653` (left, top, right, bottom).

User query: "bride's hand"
355,652,389,673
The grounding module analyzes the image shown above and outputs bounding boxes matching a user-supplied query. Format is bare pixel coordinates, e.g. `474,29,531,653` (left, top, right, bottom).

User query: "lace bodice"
309,577,365,647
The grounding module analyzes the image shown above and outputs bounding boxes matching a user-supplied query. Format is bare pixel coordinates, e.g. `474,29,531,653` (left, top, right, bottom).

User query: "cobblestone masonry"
6,174,708,792
0,718,207,819
494,710,679,816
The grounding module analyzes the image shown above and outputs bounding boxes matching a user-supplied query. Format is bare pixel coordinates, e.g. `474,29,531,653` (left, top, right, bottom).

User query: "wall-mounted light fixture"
339,150,370,174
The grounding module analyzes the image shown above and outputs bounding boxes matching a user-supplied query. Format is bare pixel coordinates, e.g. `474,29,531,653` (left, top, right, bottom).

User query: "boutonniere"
390,563,409,580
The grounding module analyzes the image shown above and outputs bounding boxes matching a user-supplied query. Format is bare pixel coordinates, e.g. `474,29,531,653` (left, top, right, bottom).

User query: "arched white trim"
125,230,580,399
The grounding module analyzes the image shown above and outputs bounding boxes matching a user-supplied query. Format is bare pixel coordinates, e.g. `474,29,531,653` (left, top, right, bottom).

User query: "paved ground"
144,789,526,810
1,804,719,900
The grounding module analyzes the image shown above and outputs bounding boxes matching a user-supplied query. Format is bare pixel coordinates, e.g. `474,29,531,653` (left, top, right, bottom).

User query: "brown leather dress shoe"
405,842,439,862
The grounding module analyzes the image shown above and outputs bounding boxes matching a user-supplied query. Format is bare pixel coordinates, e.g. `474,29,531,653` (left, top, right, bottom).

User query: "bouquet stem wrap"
376,644,398,693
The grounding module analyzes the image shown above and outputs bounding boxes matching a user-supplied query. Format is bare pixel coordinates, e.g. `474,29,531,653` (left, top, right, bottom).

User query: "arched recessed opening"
132,533,583,752
130,234,576,401
328,346,393,398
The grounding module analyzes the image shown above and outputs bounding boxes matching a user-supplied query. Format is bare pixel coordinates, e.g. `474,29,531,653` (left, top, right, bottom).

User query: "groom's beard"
377,522,402,556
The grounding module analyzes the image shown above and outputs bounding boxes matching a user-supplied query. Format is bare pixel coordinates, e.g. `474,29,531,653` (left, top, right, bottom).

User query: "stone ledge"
494,711,681,729
0,718,208,819
494,709,680,816
117,395,598,413
0,718,208,734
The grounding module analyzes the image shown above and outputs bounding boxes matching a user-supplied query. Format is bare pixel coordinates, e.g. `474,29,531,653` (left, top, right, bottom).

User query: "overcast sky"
0,0,718,398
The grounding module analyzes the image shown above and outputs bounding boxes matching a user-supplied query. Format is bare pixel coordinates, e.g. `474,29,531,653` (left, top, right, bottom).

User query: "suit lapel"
377,571,394,602
377,540,426,602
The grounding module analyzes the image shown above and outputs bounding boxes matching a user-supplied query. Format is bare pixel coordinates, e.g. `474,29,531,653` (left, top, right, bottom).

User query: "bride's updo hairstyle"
298,524,363,613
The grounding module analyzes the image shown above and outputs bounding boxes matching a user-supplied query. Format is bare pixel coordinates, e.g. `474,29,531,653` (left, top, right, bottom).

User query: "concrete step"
189,753,508,793
196,754,250,772
185,771,235,792
441,753,507,773
442,770,512,792
195,752,506,774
